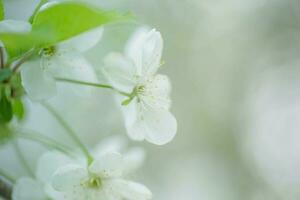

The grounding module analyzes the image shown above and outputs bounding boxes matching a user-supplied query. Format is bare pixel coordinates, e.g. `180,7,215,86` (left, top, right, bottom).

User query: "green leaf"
0,94,13,123
0,2,131,60
0,68,12,82
0,0,4,21
0,28,53,61
32,2,131,44
0,124,12,144
12,99,25,120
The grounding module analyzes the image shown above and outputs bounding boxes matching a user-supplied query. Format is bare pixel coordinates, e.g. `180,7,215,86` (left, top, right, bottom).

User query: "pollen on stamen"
39,46,56,58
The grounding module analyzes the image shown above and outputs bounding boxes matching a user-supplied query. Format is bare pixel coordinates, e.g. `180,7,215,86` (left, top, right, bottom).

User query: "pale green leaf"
12,99,25,120
32,2,131,44
0,0,4,21
0,2,131,60
0,94,12,123
0,29,53,61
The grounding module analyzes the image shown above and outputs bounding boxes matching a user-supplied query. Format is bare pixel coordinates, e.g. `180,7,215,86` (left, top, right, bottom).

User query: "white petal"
144,108,177,145
93,135,128,157
103,52,137,93
49,51,98,82
141,29,163,77
121,100,146,141
125,27,150,75
109,179,152,200
39,1,59,12
88,189,110,200
141,74,172,110
89,152,124,178
47,50,98,97
12,177,47,200
125,27,163,77
52,164,87,191
36,151,73,183
21,59,56,101
44,184,65,200
59,27,104,52
124,104,177,145
123,147,145,175
0,20,31,33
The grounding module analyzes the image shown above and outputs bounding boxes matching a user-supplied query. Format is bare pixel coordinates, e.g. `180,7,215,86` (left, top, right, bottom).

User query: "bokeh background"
2,0,300,199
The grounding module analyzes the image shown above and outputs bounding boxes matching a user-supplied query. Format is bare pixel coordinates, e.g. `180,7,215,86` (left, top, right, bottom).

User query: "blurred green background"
2,0,300,199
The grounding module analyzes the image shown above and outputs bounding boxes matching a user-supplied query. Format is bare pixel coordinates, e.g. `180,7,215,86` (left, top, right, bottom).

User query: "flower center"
136,85,145,95
87,176,102,189
40,46,56,58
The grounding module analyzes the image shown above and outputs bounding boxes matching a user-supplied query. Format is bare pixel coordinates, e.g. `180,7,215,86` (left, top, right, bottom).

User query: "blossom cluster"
0,1,177,200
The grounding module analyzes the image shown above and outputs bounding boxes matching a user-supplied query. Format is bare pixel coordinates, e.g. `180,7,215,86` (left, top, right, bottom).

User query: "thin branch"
11,49,35,73
55,77,131,97
12,139,34,177
0,169,15,184
0,47,4,69
14,130,72,155
41,102,94,165
0,176,12,200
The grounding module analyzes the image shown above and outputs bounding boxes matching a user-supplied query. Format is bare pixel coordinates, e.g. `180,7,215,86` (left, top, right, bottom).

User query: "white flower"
17,6,103,101
51,151,152,200
0,20,31,34
12,151,73,200
93,135,146,175
12,177,49,200
103,27,177,145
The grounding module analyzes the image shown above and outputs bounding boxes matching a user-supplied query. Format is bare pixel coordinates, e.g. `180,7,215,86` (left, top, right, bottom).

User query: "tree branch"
0,176,12,200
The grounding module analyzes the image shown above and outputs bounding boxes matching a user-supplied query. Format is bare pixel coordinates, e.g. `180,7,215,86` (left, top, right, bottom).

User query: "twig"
41,102,94,165
55,77,131,97
0,176,12,200
0,47,4,69
12,139,34,177
12,49,35,73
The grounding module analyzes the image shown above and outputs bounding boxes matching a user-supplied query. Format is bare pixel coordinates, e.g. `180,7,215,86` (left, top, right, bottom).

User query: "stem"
55,77,131,97
12,139,35,177
0,169,15,184
14,130,71,155
12,49,35,73
28,0,49,23
0,47,4,69
41,102,93,165
0,176,12,200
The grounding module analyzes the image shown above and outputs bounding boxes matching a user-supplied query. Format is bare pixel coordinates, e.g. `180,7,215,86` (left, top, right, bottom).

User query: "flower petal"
59,27,104,52
93,135,128,157
124,104,177,145
123,147,145,175
103,52,137,93
109,179,152,200
52,164,87,192
144,108,177,145
12,177,47,200
36,151,73,183
125,27,149,75
46,50,98,97
21,59,56,101
89,152,124,178
0,20,31,33
125,27,163,77
121,100,146,141
48,51,98,82
142,74,172,110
